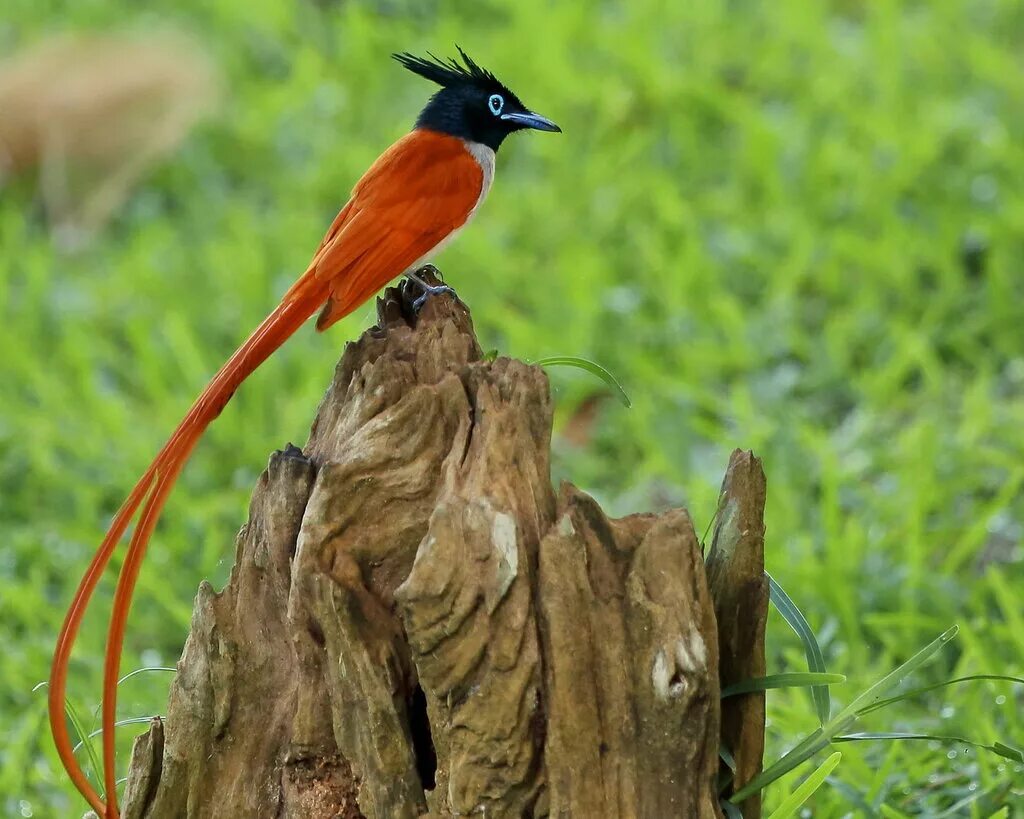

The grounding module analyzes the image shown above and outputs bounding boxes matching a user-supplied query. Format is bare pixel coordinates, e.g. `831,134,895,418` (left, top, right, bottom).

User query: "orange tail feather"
49,274,330,817
49,473,158,815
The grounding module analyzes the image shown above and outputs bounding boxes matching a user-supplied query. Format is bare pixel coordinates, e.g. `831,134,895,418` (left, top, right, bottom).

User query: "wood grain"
121,273,765,818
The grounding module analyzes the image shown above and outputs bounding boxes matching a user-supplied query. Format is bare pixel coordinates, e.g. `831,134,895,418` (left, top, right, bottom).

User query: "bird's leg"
406,265,456,310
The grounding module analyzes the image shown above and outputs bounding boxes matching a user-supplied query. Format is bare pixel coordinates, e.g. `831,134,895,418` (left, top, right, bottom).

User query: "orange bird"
49,47,559,818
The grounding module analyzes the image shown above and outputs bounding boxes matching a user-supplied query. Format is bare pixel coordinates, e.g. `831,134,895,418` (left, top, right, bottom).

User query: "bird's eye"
488,94,504,116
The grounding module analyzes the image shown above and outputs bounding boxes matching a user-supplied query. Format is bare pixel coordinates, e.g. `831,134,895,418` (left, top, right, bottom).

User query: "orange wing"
306,129,486,330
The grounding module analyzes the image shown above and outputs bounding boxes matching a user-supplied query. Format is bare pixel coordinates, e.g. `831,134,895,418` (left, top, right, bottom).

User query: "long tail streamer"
49,274,330,817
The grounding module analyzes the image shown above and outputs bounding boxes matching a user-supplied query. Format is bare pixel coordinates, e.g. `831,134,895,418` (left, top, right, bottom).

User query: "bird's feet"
412,284,455,311
406,266,456,311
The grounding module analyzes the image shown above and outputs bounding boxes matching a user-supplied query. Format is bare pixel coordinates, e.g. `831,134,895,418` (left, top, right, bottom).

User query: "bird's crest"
393,46,501,90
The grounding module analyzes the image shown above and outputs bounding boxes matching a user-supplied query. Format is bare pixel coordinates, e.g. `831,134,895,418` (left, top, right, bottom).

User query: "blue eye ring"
488,93,504,116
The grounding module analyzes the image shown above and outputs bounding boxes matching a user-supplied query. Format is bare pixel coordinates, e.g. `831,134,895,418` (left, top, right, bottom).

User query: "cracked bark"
121,272,768,818
706,451,769,818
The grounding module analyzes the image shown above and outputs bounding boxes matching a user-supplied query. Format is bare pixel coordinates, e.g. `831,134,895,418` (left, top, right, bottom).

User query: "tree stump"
121,273,768,819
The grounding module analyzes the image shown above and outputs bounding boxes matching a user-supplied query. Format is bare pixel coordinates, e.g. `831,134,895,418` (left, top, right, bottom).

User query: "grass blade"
857,674,1024,717
834,625,959,722
730,725,844,803
933,785,1008,818
721,800,744,819
534,356,631,407
732,625,958,803
825,778,876,815
834,733,1023,763
718,744,737,793
766,751,842,819
90,666,178,717
117,666,177,686
767,572,831,724
722,672,845,698
993,741,1024,761
65,698,105,800
33,681,105,798
73,716,161,753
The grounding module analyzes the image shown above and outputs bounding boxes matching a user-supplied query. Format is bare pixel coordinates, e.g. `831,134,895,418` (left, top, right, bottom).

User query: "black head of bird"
393,47,561,152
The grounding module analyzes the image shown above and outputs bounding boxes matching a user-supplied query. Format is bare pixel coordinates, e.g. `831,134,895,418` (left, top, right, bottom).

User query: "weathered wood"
705,450,769,818
121,272,767,818
538,486,721,818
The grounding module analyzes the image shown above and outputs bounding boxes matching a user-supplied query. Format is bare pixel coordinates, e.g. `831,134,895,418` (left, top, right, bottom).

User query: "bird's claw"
405,266,456,311
416,264,444,283
412,283,455,311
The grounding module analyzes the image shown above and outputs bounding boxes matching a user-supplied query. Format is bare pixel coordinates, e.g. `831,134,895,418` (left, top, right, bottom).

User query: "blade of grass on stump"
116,666,176,686
766,751,842,819
534,356,631,407
722,672,845,698
767,571,831,724
74,716,162,753
90,666,177,717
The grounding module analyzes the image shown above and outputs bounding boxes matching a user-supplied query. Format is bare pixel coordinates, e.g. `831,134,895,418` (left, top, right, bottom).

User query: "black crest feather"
392,46,499,89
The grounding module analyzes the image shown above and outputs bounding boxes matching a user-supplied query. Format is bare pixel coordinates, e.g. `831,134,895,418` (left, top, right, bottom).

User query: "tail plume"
48,275,329,817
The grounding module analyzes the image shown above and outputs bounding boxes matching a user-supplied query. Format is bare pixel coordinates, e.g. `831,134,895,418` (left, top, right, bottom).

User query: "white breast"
463,140,496,215
405,140,495,274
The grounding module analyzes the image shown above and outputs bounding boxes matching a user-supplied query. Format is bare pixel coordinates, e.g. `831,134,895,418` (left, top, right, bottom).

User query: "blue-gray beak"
501,111,561,132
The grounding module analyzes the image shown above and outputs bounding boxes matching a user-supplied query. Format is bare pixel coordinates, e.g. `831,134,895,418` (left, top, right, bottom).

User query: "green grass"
2,0,1023,815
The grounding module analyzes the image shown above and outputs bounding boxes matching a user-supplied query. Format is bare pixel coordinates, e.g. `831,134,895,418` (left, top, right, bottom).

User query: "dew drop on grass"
18,801,33,818
947,750,958,760
996,695,1007,705
940,705,955,718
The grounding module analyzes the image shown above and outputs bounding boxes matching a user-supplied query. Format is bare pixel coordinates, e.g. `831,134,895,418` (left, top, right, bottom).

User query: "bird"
48,47,560,818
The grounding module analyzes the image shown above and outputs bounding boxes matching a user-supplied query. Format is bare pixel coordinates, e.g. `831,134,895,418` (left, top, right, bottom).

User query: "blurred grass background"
1,0,1023,815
